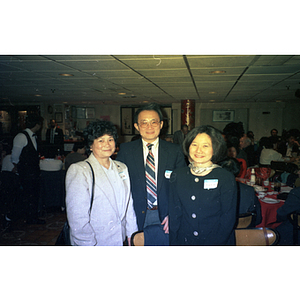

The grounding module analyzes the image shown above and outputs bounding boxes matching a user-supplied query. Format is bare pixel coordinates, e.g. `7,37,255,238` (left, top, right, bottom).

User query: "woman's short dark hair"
219,157,241,177
183,125,227,163
133,103,163,124
83,120,118,152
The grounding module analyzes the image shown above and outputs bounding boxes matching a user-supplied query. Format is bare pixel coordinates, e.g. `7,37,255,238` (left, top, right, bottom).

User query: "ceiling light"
209,70,226,74
59,73,74,76
209,91,216,94
34,94,42,97
209,100,215,102
118,92,126,95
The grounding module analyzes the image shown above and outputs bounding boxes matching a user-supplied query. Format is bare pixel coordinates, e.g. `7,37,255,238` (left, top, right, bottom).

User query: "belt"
147,205,158,210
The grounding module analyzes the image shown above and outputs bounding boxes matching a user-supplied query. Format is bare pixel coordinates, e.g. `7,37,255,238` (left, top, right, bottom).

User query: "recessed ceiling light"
209,100,215,102
209,92,216,94
209,70,226,74
59,73,74,76
118,92,126,95
34,94,42,97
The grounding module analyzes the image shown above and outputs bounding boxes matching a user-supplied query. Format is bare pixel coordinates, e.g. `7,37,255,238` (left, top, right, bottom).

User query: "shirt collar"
142,137,159,150
26,128,35,137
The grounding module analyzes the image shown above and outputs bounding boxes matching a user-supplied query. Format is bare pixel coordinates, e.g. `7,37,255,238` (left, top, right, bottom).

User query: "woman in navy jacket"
169,125,237,246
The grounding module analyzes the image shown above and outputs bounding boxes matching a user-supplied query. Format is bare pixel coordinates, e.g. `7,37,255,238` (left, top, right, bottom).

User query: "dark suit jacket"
46,127,64,145
45,127,64,157
117,138,186,230
238,182,262,226
276,186,300,222
277,142,299,156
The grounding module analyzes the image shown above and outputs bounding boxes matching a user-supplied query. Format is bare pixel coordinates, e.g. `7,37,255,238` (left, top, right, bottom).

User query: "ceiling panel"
1,55,300,105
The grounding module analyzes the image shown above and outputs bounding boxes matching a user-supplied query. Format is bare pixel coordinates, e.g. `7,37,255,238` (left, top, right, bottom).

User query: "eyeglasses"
138,120,160,128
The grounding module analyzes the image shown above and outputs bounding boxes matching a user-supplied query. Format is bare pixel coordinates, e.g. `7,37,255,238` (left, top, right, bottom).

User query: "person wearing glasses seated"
117,103,186,245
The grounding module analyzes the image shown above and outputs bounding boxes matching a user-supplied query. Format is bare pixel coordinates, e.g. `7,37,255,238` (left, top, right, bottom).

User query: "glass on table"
274,182,281,192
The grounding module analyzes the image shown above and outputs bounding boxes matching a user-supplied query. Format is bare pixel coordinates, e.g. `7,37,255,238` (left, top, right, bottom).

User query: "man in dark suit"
277,134,300,157
117,103,186,245
276,187,300,245
173,124,189,145
46,119,64,158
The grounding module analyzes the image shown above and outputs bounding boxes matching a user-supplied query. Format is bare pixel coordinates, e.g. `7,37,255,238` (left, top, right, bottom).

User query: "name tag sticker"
165,170,172,179
204,179,218,190
119,171,127,180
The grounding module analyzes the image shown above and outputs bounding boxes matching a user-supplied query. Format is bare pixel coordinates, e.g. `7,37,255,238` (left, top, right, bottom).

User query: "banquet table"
237,178,292,229
39,158,65,210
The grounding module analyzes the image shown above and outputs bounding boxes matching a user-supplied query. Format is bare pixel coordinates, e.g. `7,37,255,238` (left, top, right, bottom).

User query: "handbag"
55,161,95,246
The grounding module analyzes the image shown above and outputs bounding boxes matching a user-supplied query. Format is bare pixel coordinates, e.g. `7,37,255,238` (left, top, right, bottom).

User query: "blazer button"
193,231,199,236
142,211,145,214
192,213,196,218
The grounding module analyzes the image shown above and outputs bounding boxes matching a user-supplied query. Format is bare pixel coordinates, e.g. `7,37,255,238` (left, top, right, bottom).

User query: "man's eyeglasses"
138,120,160,128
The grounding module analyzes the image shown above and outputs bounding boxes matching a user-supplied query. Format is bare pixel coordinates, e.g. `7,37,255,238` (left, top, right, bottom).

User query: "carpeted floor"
0,208,67,246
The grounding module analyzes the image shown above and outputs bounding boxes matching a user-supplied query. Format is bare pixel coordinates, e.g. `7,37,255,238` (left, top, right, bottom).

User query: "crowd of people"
1,104,300,246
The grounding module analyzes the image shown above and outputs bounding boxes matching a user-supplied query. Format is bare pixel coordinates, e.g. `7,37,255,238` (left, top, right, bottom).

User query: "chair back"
236,212,256,229
288,212,300,245
131,231,144,246
235,227,278,246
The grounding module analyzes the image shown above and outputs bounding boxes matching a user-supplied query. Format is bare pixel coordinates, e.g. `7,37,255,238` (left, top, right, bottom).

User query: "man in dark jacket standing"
117,103,186,245
46,119,64,158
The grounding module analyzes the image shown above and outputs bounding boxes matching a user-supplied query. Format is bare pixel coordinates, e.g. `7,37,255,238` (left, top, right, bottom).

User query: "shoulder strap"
86,161,95,212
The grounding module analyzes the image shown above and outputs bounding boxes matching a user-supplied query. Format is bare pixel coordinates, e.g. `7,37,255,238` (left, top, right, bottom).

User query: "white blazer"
65,153,138,246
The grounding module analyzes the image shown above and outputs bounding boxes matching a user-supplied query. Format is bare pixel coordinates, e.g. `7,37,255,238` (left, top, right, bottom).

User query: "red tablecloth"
237,178,288,229
256,199,284,228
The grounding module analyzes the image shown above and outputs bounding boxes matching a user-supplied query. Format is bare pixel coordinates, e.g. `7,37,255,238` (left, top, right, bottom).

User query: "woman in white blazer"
65,120,138,246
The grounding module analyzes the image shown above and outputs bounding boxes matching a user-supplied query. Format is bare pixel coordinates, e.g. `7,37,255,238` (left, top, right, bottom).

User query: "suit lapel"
157,139,168,194
113,161,130,221
132,139,146,190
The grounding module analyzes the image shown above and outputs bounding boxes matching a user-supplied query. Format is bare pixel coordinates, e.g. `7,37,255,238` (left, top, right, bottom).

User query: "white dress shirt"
11,128,37,165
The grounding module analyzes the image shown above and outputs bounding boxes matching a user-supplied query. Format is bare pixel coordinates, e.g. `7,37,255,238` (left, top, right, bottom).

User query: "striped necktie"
145,143,157,209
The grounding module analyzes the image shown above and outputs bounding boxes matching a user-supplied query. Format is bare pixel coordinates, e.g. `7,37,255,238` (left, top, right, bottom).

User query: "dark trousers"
0,171,20,219
18,170,40,222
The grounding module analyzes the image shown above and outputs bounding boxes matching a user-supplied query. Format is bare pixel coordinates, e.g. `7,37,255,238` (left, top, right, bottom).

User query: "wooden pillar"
181,99,195,130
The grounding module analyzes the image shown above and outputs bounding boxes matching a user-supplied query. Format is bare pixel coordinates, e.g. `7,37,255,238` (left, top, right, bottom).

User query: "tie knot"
147,143,153,151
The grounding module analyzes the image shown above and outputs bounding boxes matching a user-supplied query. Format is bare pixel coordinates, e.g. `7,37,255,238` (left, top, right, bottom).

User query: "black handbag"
55,161,95,246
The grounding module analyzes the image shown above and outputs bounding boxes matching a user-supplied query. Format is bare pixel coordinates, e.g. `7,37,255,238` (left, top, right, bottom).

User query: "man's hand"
161,216,169,234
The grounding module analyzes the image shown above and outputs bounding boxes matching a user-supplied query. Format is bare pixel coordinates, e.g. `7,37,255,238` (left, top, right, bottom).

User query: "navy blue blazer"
117,138,186,230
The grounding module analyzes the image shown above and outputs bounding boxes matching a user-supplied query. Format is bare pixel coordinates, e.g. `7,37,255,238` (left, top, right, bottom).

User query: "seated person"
64,142,86,171
240,135,257,167
276,186,300,245
219,157,262,226
277,163,300,187
277,133,300,157
269,128,281,150
259,136,285,167
227,142,247,178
